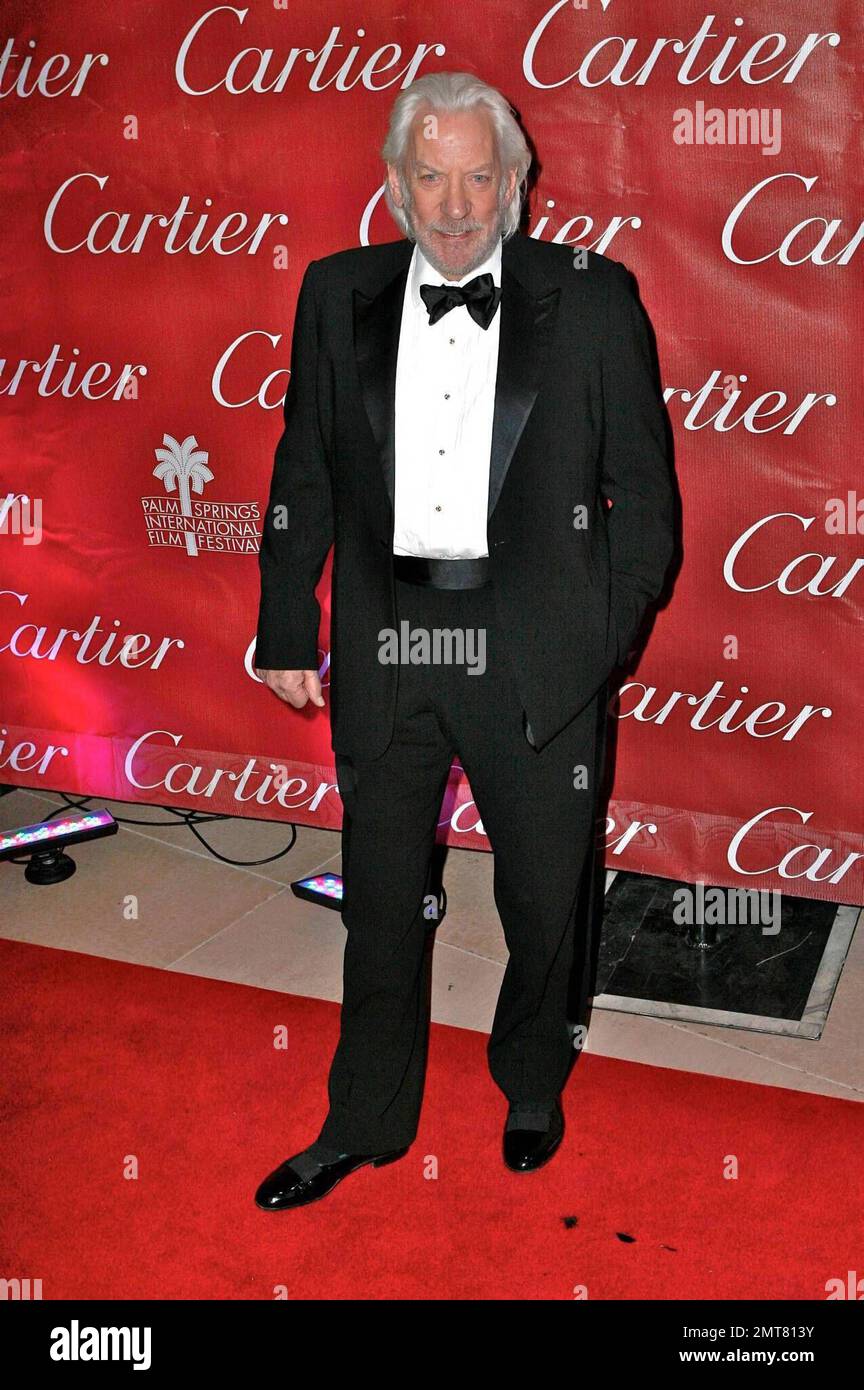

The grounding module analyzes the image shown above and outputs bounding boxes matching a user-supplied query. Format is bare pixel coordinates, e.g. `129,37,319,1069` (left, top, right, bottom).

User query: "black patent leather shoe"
502,1099,564,1172
255,1141,409,1211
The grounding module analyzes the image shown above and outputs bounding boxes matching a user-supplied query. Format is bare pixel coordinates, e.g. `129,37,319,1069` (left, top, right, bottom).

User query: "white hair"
381,71,532,241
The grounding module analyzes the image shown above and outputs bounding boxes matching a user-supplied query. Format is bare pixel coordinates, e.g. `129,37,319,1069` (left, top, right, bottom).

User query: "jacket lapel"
353,234,561,519
488,253,560,518
353,255,411,513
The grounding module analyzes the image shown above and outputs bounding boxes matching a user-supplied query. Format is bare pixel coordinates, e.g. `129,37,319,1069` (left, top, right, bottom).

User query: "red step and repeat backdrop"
2,1,862,902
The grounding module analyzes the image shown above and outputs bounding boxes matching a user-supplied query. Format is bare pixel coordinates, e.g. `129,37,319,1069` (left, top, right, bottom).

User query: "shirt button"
448,337,455,345
444,393,450,400
435,505,442,512
438,448,445,455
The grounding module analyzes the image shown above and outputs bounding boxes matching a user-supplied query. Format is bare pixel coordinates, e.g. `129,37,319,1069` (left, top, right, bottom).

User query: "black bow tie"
419,272,502,331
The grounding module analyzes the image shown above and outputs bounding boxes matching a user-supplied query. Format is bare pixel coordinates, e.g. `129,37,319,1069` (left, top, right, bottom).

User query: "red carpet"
0,936,861,1300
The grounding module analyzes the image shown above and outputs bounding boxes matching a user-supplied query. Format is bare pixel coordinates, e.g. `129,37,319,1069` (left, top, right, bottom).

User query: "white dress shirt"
393,237,502,558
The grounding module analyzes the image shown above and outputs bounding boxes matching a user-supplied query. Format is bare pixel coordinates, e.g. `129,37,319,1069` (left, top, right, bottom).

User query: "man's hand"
254,668,325,709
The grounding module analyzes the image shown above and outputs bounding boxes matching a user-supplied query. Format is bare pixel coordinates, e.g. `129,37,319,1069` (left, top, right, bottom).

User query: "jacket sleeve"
254,259,334,670
600,259,675,665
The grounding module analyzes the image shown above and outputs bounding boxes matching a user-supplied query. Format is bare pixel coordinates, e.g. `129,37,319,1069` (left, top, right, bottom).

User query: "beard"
404,194,506,281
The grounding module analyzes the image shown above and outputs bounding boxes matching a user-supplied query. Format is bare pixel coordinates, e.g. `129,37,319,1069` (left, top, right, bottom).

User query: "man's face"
387,106,517,281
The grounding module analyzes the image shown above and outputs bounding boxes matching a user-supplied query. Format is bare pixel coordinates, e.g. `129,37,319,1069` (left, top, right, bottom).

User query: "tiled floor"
1,787,862,1103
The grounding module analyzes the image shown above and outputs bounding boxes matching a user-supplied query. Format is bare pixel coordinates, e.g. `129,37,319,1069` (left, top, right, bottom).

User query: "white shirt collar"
410,236,502,314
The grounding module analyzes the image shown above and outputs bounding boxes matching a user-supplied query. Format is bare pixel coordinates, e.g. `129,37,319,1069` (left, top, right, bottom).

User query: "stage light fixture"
290,870,446,926
0,808,119,884
290,872,344,909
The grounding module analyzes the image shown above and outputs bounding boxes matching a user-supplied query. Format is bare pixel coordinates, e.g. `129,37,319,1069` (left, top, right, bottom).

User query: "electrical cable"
35,791,299,868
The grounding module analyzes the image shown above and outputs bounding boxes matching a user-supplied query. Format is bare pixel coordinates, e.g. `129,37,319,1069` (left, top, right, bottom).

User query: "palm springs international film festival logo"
143,434,262,557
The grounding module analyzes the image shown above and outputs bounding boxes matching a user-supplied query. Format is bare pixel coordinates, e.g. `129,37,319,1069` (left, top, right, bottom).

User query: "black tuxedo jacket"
255,232,674,758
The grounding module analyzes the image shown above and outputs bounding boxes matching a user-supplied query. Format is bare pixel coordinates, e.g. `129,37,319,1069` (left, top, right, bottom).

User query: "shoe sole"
254,1147,408,1212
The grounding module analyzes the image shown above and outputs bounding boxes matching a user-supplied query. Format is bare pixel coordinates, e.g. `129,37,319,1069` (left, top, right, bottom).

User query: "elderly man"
253,71,674,1210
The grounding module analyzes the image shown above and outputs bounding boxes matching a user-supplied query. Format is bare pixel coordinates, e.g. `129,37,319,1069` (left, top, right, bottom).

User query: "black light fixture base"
24,848,77,885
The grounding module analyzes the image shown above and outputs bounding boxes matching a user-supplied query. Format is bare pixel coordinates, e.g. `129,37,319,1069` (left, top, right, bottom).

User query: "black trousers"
316,574,607,1154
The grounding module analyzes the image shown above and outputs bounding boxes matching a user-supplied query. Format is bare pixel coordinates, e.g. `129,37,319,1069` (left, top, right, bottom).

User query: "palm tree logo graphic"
152,434,214,557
